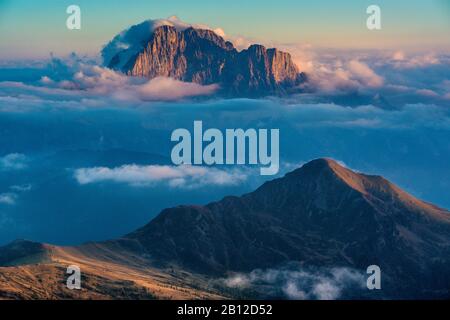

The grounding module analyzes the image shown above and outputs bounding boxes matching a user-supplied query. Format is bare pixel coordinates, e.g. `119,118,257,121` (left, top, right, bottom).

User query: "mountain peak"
123,158,450,279
290,158,372,194
297,157,341,171
283,158,449,222
103,19,304,97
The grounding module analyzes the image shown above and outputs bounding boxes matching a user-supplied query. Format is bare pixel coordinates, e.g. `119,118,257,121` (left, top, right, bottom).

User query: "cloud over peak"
102,16,227,69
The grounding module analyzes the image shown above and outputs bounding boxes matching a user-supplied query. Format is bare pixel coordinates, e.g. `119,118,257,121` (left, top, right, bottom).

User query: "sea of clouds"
0,18,449,245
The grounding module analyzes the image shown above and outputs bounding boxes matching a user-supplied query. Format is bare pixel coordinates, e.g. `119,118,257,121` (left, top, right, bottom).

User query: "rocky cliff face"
105,25,304,97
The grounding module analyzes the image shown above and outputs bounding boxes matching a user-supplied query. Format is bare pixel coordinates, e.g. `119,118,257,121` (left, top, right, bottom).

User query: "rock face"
104,25,304,97
124,159,450,298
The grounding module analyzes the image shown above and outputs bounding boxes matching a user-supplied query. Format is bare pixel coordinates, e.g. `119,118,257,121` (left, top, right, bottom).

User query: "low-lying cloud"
137,77,218,101
74,164,249,188
1,45,449,110
294,49,450,107
222,265,366,300
0,57,218,111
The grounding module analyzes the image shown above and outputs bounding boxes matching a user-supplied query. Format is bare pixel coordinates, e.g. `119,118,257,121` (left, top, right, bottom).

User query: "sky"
0,0,449,59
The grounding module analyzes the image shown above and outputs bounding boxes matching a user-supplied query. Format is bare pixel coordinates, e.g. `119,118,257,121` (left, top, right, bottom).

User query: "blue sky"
0,0,449,59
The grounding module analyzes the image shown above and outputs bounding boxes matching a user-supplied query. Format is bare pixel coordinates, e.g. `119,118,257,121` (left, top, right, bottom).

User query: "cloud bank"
74,164,249,188
291,49,450,107
1,52,449,112
222,265,365,300
0,56,218,110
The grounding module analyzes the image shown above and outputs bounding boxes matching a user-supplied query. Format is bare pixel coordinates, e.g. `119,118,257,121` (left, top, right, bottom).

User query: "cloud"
137,77,218,101
0,57,218,108
392,51,406,61
0,153,28,170
391,52,441,69
10,184,32,192
74,164,249,188
416,89,439,97
282,49,450,107
0,184,32,207
54,61,218,101
222,265,365,300
347,60,384,88
0,193,17,205
302,58,384,94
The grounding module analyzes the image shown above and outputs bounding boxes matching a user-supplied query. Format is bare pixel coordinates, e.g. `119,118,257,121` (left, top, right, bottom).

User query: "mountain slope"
0,240,226,300
103,24,304,97
0,240,48,266
1,159,449,299
124,159,450,297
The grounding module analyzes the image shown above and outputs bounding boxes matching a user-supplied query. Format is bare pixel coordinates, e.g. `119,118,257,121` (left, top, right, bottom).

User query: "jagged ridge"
105,25,305,97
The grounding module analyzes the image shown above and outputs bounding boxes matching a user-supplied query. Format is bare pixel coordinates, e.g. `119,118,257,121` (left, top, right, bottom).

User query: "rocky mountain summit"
103,23,305,97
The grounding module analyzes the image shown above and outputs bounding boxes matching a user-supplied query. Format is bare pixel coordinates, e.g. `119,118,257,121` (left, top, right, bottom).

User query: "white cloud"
416,89,439,97
392,51,406,61
304,58,384,93
66,63,219,101
39,76,54,85
0,193,17,205
223,274,251,288
74,164,249,188
283,282,307,299
347,60,383,88
0,60,218,107
137,77,218,101
10,184,32,192
391,53,441,69
222,266,365,300
0,153,28,170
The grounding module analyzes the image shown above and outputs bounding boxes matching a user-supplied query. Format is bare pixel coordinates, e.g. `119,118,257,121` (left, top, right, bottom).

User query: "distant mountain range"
102,23,305,97
1,159,449,299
